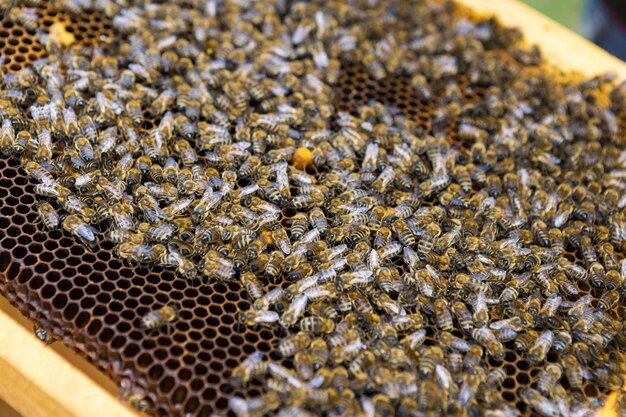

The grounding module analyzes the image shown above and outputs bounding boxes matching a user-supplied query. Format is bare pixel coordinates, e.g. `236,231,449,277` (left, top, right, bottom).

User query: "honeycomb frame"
0,2,624,417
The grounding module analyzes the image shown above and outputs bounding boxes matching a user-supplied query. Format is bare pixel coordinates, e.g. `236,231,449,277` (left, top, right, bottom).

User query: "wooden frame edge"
0,305,137,417
456,0,626,78
0,1,624,417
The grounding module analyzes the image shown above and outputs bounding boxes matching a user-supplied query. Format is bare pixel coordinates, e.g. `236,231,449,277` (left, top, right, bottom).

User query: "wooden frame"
457,0,626,77
0,297,138,417
0,1,625,416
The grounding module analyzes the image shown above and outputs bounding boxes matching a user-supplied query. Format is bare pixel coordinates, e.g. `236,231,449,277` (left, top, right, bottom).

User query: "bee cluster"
0,0,625,416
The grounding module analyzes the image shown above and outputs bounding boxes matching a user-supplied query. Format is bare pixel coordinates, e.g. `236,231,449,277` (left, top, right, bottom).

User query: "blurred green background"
521,0,585,34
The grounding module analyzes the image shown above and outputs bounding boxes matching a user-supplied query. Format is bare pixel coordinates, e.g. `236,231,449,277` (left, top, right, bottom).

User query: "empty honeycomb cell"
218,325,232,336
110,334,128,349
200,387,218,403
117,321,132,334
34,263,48,274
63,302,79,321
12,214,26,225
515,372,530,385
104,313,119,326
81,296,96,310
33,232,47,243
67,256,82,267
160,376,176,394
28,242,42,253
172,386,188,406
85,284,100,297
143,285,158,296
25,273,42,289
165,358,181,372
17,236,31,249
14,266,32,283
10,244,26,258
123,298,139,310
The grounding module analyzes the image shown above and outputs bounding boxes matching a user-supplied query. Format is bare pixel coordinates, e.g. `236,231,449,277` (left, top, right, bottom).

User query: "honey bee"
239,272,263,301
231,352,268,386
460,345,482,374
419,346,444,378
449,301,473,333
458,373,482,406
484,368,507,389
160,244,198,281
471,328,505,359
277,331,310,358
472,289,490,328
1,118,15,156
119,379,150,412
8,6,38,31
37,201,60,231
300,316,335,335
239,308,280,327
537,363,562,395
232,228,256,250
604,270,623,290
372,226,392,250
519,389,559,417
598,289,620,310
279,295,308,328
140,305,178,332
417,231,435,255
330,339,366,364
439,331,471,352
229,392,280,417
552,331,572,352
434,299,454,331
265,251,285,277
538,294,561,322
308,207,328,233
62,214,99,248
33,324,55,345
202,250,236,281
514,331,539,352
527,330,554,364
390,219,414,247
118,242,166,264
404,329,427,350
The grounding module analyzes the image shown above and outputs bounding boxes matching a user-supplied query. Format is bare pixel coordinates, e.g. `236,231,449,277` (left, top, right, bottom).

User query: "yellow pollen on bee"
292,147,313,171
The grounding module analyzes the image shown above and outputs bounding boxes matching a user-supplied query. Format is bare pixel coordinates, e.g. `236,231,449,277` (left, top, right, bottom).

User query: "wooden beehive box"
0,1,624,416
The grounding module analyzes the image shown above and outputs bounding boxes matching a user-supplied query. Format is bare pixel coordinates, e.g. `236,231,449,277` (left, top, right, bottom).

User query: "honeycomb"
0,0,114,75
0,16,46,75
0,1,624,417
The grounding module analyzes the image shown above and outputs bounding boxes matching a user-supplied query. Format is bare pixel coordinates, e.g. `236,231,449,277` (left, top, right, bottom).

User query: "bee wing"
242,351,264,366
360,396,375,417
228,396,248,417
367,249,379,270
403,247,419,270
254,310,279,324
285,294,308,317
268,363,304,388
489,318,515,330
435,364,453,389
